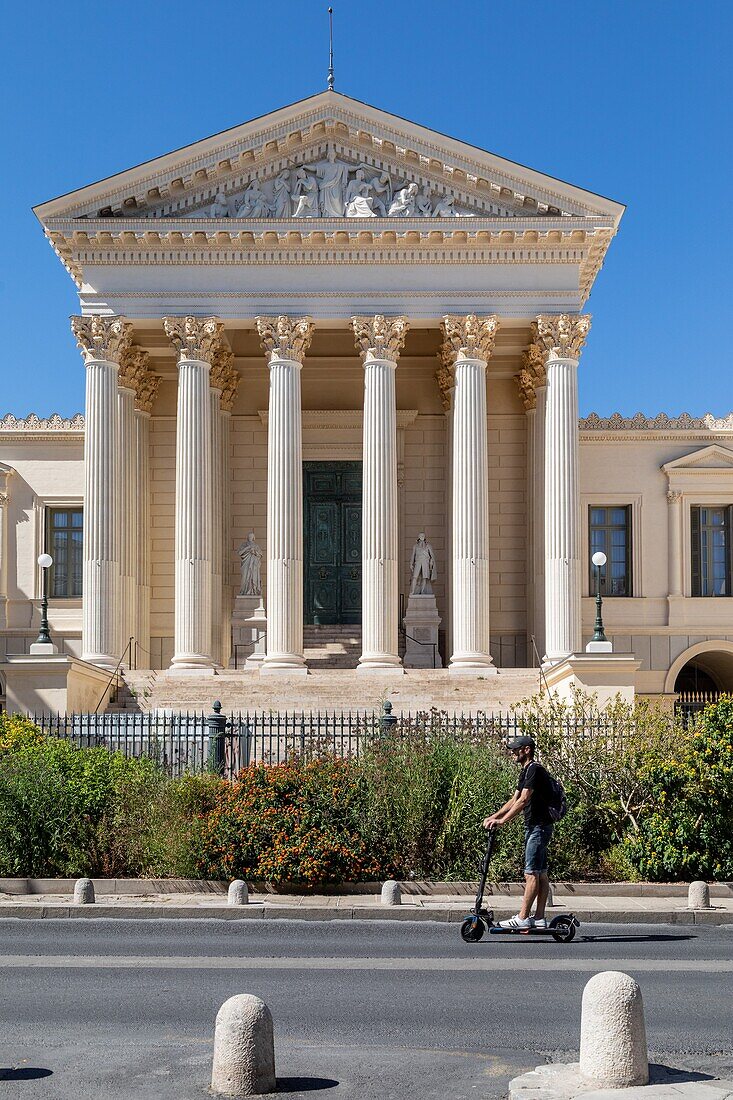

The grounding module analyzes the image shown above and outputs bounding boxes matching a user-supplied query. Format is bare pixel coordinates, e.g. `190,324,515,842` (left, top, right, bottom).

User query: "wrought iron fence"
30,705,636,780
674,690,719,724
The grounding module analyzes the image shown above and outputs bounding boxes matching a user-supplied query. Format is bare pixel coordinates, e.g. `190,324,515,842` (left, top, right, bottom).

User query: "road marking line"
0,955,730,972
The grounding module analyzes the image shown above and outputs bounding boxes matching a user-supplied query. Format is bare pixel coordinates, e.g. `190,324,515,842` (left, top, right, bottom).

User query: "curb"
0,904,731,924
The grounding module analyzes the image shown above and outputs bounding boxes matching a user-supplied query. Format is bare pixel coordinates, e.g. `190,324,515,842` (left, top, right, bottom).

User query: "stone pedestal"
29,641,58,655
403,594,442,668
230,596,267,668
543,653,641,707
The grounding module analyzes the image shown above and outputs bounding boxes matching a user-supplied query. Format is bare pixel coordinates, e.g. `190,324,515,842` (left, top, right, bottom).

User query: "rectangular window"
588,505,632,596
691,505,732,597
47,508,83,597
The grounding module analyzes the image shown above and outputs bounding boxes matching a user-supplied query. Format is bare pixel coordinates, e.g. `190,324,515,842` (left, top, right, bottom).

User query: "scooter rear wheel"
460,916,485,943
549,916,576,943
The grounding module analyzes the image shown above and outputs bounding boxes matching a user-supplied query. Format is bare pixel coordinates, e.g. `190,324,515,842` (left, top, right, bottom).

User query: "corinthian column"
352,316,409,671
442,315,499,674
211,347,240,667
534,314,591,662
257,316,314,674
517,341,547,663
133,357,159,669
164,316,224,669
72,316,132,668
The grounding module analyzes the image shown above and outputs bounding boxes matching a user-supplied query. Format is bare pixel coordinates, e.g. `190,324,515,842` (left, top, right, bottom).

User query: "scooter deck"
488,926,557,935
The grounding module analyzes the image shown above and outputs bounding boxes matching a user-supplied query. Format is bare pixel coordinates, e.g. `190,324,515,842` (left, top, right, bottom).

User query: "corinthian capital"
163,316,224,364
210,345,240,412
351,315,409,363
523,342,546,388
440,315,499,364
435,347,454,412
71,316,132,365
516,368,536,411
119,346,148,392
533,314,592,361
256,315,314,364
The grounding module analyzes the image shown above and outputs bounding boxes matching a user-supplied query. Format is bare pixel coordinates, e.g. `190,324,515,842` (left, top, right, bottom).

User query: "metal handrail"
232,630,266,670
93,636,134,715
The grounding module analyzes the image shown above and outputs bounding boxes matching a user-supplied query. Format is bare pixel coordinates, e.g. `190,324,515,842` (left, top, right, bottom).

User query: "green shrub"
623,697,733,880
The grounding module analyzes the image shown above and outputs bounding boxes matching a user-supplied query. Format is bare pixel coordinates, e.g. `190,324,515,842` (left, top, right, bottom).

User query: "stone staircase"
303,625,362,669
114,665,542,716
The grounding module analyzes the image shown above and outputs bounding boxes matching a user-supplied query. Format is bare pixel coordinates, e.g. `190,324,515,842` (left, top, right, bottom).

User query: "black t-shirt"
517,761,553,828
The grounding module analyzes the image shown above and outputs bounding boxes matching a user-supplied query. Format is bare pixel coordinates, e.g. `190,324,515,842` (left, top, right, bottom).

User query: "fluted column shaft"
134,409,151,666
533,383,547,660
172,355,214,667
209,385,224,667
82,356,121,667
544,356,581,659
264,357,305,669
117,383,136,660
450,353,493,669
220,408,233,665
360,355,401,668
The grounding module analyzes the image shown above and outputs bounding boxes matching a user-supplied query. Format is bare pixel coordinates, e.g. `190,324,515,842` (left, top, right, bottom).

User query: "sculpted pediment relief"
138,147,502,221
663,445,733,473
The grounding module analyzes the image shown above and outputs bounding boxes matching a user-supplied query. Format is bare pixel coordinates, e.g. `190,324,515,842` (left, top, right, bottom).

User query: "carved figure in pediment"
235,179,269,218
292,168,319,218
344,170,378,217
368,171,392,216
315,147,351,216
271,170,292,218
432,193,457,217
388,182,419,216
210,189,231,217
416,186,433,216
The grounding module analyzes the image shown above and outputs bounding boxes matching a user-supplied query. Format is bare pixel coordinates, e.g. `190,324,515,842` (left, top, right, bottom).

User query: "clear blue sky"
2,0,730,418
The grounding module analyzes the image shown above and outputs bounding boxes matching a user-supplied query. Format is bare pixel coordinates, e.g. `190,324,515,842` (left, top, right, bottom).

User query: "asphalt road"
0,918,731,1099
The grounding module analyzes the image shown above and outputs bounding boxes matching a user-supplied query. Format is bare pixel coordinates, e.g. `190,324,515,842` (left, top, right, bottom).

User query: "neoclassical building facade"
2,91,732,710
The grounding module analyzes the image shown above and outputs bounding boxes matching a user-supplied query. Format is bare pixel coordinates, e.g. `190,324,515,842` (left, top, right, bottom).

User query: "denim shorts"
524,823,554,875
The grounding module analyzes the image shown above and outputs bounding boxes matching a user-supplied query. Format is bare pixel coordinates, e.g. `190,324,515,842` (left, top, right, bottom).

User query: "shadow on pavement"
276,1078,340,1093
0,1067,54,1081
650,1064,714,1084
579,934,695,943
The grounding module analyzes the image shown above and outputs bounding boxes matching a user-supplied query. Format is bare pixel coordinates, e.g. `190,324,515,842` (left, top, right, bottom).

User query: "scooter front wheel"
460,916,485,943
549,916,576,943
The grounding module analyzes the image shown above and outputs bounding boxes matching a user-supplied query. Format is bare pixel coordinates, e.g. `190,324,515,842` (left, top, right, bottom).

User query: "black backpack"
547,775,568,822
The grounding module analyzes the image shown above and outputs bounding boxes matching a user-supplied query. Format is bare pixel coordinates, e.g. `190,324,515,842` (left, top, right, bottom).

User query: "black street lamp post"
34,553,54,647
591,550,608,644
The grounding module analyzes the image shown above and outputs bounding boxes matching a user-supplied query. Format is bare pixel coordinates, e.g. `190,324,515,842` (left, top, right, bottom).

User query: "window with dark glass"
589,506,632,596
691,505,732,597
47,508,83,597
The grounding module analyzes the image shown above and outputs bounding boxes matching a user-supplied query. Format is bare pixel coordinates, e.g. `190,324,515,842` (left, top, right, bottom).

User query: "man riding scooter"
483,735,557,930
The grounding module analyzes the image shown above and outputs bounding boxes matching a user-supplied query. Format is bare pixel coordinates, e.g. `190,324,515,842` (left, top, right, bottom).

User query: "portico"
30,88,624,690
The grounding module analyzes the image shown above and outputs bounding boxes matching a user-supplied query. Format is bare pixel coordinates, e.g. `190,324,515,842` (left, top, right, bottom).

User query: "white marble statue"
410,532,437,595
210,189,231,217
271,170,292,218
315,148,351,216
292,169,319,218
237,531,263,597
344,170,378,217
388,183,419,217
235,179,269,218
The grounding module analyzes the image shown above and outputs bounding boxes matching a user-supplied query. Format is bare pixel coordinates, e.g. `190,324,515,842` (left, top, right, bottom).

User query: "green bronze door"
304,462,362,625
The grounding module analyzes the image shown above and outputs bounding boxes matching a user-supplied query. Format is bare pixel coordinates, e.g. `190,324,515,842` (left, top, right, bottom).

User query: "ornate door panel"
304,463,362,625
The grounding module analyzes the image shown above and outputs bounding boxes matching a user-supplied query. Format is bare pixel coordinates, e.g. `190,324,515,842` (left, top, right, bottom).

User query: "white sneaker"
498,914,534,929
533,917,548,929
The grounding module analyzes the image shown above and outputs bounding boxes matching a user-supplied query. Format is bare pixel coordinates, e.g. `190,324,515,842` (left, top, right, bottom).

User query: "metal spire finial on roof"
327,7,335,90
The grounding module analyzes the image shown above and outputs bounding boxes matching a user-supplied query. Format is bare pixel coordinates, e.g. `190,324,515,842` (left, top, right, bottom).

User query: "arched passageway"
667,641,733,720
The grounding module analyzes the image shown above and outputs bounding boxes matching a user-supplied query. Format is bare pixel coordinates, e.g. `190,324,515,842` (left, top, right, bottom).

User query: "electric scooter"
460,826,580,944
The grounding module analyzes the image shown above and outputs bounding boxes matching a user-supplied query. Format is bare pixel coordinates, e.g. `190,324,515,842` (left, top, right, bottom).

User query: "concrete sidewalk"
1,886,731,924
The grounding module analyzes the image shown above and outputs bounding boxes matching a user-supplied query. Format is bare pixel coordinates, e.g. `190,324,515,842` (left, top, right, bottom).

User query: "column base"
357,657,405,676
448,656,497,677
169,655,218,672
260,656,309,677
81,653,119,671
167,665,218,678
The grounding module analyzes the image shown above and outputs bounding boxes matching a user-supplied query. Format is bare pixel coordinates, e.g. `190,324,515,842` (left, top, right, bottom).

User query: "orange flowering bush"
191,755,382,885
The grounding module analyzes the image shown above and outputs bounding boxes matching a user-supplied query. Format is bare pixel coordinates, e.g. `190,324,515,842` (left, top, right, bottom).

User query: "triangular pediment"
34,91,624,225
663,445,733,472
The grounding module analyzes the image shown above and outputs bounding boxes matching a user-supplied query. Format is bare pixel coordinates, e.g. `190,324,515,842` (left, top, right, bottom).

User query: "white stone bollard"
228,880,248,906
579,970,648,1087
74,878,95,905
211,994,276,1096
381,880,401,906
688,880,711,909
